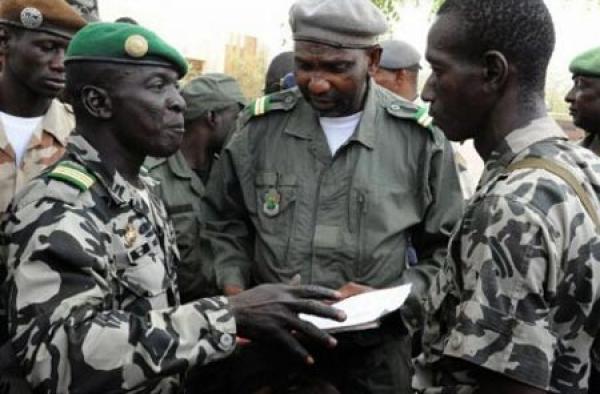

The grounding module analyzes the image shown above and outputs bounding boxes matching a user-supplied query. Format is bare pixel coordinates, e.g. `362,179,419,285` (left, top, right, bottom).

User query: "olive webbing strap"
507,157,600,230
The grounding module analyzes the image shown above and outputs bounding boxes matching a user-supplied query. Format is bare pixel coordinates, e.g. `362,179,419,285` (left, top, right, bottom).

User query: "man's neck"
0,74,53,117
474,93,547,162
80,127,144,188
180,129,211,170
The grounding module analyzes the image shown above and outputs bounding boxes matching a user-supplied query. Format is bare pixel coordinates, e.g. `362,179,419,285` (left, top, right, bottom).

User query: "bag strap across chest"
507,157,600,230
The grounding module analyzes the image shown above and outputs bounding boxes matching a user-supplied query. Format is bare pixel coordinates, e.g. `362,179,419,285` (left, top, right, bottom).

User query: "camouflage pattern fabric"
417,117,600,393
0,100,74,214
0,134,236,393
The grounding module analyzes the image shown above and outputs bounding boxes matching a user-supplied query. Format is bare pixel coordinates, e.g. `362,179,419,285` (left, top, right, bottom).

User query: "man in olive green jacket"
202,0,463,392
147,73,246,301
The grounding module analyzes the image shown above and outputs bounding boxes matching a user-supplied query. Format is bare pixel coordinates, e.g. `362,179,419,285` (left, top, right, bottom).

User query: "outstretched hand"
228,284,346,365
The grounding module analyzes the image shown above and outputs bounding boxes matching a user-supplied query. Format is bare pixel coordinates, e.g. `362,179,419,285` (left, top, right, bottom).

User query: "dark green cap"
65,22,188,78
182,73,247,121
569,46,600,78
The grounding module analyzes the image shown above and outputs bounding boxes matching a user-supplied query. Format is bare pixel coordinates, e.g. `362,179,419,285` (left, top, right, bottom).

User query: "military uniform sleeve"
201,130,255,291
440,194,560,390
399,137,464,329
3,198,236,392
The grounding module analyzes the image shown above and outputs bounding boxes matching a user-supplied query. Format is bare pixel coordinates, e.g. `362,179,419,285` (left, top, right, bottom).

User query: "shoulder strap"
48,161,96,192
507,157,600,230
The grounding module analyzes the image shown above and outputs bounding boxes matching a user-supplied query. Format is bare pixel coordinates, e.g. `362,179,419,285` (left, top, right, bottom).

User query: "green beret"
570,47,600,78
65,22,188,78
289,0,387,48
182,73,247,121
0,0,87,39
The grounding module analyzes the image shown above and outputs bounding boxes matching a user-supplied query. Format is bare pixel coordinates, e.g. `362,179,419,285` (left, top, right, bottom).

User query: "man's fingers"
292,300,346,322
284,315,338,348
289,284,342,301
268,325,314,365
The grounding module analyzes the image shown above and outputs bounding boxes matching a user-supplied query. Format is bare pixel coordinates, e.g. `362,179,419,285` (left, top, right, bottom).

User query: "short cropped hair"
438,0,555,94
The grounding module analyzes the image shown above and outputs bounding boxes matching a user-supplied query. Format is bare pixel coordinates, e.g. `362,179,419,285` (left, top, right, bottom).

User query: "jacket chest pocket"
254,172,298,235
349,186,419,275
111,230,171,310
167,205,198,260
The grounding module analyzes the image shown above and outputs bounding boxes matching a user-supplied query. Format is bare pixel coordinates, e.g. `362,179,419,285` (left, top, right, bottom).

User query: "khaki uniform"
203,83,463,392
146,152,218,301
419,117,600,393
0,134,236,393
0,99,74,213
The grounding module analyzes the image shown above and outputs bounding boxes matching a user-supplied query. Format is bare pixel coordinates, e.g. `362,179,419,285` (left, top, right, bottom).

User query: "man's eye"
328,63,350,73
38,42,56,51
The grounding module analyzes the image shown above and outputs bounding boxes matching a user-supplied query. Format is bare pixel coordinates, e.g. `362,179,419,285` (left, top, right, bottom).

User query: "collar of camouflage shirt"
478,116,568,187
66,133,156,211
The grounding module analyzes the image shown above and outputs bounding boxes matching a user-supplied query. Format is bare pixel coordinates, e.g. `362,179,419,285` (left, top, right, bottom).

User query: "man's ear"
367,46,383,74
482,50,509,92
206,110,218,129
81,85,112,119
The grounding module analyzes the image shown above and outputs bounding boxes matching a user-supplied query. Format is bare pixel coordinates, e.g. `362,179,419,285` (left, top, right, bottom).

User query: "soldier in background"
264,51,295,94
0,22,345,393
147,73,247,301
0,0,86,214
373,39,421,102
417,0,600,393
564,46,600,393
565,46,600,155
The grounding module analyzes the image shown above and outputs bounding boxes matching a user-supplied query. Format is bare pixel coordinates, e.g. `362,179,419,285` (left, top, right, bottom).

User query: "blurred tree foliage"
370,0,445,21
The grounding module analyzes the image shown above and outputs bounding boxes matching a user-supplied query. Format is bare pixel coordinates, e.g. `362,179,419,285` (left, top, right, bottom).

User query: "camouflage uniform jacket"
0,134,236,393
419,117,600,393
0,99,74,214
146,152,218,301
203,83,463,327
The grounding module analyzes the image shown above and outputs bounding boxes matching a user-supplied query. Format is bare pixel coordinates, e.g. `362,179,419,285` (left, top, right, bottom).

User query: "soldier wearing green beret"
565,46,600,393
201,0,464,392
146,73,247,302
566,46,600,156
0,21,347,393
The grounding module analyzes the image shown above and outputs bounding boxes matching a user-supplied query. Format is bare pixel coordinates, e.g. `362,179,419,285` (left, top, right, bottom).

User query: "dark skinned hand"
228,284,346,365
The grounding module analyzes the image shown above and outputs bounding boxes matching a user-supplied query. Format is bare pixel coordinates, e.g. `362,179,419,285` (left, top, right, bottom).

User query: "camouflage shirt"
0,99,74,214
0,134,236,393
418,117,600,393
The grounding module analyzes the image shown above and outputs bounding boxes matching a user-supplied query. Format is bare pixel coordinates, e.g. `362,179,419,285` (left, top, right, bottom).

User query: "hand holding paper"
299,284,412,333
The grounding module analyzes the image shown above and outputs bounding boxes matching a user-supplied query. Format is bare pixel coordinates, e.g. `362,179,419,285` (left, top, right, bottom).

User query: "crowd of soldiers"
0,0,600,393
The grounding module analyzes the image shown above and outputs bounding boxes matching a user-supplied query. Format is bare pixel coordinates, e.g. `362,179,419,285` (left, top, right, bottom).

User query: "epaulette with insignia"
385,101,442,145
245,89,299,120
48,161,96,191
414,106,434,129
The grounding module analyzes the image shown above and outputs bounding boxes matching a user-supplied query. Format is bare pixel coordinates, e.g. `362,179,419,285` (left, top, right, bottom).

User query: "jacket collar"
479,116,567,186
284,79,378,149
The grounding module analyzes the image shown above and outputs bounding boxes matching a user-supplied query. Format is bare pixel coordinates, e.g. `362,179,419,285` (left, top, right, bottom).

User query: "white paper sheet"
299,284,412,333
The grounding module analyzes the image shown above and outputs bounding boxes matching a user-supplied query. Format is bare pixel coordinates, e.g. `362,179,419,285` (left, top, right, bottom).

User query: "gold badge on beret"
20,7,43,29
124,34,149,58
